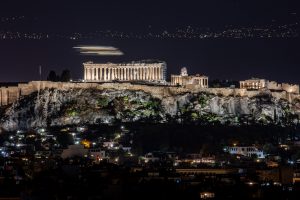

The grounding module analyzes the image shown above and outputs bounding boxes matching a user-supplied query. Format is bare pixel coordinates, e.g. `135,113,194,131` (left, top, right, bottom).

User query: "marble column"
124,68,127,80
123,68,126,80
129,68,132,80
99,68,102,81
159,67,163,80
136,68,138,80
158,67,161,80
110,68,113,80
100,68,103,81
137,68,140,80
132,68,135,80
90,68,92,80
124,68,126,80
108,68,112,81
133,68,135,80
130,68,133,80
147,68,150,80
104,68,107,81
96,68,98,80
128,68,130,80
120,68,123,80
151,67,154,80
95,68,98,80
152,67,155,80
94,68,97,81
159,67,161,80
91,68,94,80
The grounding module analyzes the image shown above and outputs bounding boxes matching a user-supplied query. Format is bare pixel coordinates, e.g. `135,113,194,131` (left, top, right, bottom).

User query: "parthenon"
83,60,166,82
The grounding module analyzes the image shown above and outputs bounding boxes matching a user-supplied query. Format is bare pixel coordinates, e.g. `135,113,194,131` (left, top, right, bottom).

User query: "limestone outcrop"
1,88,300,131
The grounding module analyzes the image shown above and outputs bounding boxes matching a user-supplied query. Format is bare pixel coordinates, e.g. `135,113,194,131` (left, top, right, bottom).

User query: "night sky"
0,0,299,83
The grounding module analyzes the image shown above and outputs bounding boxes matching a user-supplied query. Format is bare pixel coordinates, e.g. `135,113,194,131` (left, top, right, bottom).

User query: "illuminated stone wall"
0,81,299,106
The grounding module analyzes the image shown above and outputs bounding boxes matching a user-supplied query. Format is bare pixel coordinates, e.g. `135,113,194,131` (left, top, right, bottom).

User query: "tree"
60,69,71,82
47,70,59,82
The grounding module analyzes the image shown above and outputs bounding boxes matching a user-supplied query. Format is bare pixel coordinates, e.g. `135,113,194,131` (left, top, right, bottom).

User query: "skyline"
0,0,299,83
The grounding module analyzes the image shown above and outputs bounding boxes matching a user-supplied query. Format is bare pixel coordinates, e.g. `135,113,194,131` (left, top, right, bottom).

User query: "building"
225,146,266,159
240,78,267,90
83,60,167,83
200,192,215,199
240,78,299,94
61,144,88,159
293,170,300,184
61,144,105,161
171,67,208,87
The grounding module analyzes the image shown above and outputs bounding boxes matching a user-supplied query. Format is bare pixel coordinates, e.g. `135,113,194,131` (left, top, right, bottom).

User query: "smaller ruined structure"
240,78,299,94
171,67,208,88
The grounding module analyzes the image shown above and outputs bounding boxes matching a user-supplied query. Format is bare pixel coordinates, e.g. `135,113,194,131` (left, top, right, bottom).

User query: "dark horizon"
0,0,299,83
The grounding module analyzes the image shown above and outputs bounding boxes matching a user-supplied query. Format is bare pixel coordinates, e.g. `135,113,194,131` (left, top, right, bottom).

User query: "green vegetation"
143,99,161,111
191,112,198,121
97,96,110,108
66,109,78,117
119,97,162,122
198,94,209,108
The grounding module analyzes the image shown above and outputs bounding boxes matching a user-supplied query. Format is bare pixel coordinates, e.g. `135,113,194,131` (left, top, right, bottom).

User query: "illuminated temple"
171,67,209,87
83,60,167,82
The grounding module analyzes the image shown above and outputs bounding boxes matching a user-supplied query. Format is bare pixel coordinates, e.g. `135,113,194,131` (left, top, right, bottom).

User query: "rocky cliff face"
0,88,299,131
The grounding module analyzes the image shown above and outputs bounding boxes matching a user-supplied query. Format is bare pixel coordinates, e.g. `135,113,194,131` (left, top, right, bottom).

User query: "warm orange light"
81,139,91,148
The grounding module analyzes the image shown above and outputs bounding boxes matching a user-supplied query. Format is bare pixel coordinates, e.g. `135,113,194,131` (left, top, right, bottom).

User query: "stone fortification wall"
267,81,299,94
0,81,299,106
281,83,299,94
